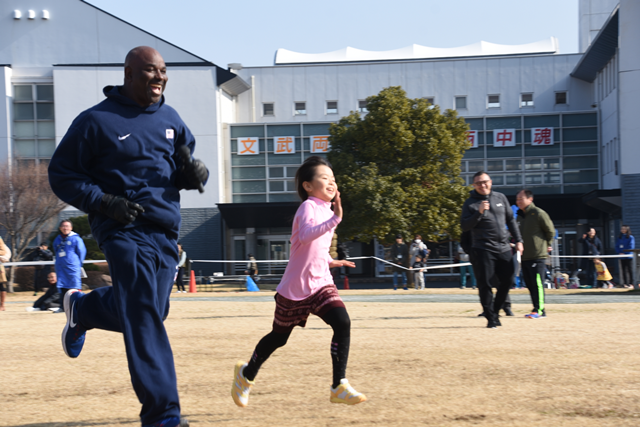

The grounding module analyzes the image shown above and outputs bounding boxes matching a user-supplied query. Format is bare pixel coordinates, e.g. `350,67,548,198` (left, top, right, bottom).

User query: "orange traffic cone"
189,270,197,293
343,275,350,290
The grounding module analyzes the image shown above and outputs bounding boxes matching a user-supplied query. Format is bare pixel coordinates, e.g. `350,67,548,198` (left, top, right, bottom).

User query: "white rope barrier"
3,260,107,267
3,254,631,272
192,253,634,272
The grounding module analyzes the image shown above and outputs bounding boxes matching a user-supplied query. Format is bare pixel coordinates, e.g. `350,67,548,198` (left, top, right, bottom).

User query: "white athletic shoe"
25,307,41,312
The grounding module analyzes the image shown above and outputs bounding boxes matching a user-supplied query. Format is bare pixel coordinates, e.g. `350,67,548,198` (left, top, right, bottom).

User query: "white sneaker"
25,307,41,312
330,379,367,405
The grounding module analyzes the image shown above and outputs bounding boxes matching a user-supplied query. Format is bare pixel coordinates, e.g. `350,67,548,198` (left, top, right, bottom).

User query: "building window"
268,166,297,193
505,159,522,171
263,103,274,116
13,84,55,165
294,102,306,115
487,160,503,171
326,101,338,114
455,96,467,110
467,160,484,172
525,158,542,170
487,94,500,108
358,100,368,113
424,97,435,105
520,93,534,107
555,91,567,105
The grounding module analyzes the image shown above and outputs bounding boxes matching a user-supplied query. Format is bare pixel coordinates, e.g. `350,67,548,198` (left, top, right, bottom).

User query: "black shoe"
504,308,514,316
495,318,502,326
478,312,485,317
487,321,498,328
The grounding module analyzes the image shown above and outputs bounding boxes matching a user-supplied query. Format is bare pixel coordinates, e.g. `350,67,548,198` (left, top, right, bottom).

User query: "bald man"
49,46,207,427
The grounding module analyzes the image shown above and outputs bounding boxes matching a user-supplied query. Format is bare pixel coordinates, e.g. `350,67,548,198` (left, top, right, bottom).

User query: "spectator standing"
390,234,409,290
515,189,555,319
30,242,53,296
48,46,206,427
175,243,187,293
578,228,603,289
461,171,523,328
244,253,258,278
615,225,635,288
26,272,61,312
409,235,428,285
53,220,86,312
0,236,11,311
456,243,476,290
412,255,426,290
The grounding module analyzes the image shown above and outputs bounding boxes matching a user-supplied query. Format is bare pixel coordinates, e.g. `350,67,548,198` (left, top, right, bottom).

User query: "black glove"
177,145,207,192
100,194,144,225
183,158,208,190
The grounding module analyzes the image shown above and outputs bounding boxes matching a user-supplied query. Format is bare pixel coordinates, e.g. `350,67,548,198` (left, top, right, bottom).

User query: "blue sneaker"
143,417,189,427
62,290,87,358
525,312,540,319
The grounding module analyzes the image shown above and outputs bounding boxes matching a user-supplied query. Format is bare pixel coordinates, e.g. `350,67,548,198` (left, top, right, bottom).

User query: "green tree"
328,86,470,243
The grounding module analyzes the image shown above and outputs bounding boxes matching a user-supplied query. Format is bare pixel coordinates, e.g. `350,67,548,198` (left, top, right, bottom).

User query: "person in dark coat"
461,171,523,328
390,234,409,290
578,228,603,289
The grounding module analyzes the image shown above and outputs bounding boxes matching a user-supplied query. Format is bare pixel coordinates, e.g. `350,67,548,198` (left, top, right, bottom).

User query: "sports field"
2,289,639,426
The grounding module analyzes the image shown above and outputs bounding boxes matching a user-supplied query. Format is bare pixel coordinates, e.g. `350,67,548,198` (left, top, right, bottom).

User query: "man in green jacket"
516,189,555,318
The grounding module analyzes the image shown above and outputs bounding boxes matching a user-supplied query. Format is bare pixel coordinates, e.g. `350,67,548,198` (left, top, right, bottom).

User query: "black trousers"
620,258,633,285
521,259,547,314
471,249,515,322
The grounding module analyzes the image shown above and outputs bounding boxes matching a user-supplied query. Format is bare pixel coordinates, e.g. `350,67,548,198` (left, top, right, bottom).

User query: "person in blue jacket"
616,225,635,288
48,46,207,427
53,220,86,312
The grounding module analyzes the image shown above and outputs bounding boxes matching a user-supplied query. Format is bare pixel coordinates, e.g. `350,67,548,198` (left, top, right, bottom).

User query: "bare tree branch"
0,161,68,292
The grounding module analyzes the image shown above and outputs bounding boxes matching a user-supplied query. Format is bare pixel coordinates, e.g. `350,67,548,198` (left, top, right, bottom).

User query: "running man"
48,46,207,427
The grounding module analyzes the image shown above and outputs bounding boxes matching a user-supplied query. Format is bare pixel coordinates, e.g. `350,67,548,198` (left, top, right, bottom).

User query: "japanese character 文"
493,129,516,147
239,137,258,155
532,128,553,145
274,136,295,154
311,135,330,153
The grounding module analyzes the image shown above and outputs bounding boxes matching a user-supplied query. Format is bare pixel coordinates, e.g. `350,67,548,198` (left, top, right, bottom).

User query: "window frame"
520,93,534,108
262,102,274,116
555,91,568,105
12,83,55,165
326,101,338,115
487,94,500,109
294,102,306,116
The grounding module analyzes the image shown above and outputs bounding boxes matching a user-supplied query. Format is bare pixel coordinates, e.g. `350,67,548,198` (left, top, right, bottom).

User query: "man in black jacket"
390,235,409,290
578,228,603,289
461,171,523,328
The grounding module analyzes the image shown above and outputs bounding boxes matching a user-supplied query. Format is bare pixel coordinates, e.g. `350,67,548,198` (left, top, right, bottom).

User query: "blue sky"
86,0,579,67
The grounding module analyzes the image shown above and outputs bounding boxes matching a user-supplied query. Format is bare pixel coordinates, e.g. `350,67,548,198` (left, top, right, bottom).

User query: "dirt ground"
2,289,639,427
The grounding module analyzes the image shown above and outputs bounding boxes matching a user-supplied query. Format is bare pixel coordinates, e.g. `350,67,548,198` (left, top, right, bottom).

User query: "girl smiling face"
302,165,337,203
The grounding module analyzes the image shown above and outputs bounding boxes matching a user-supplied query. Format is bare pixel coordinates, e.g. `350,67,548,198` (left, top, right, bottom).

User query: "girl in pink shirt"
232,156,366,407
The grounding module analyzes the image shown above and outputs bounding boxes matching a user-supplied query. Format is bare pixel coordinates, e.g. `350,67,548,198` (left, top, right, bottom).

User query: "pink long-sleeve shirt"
276,196,341,300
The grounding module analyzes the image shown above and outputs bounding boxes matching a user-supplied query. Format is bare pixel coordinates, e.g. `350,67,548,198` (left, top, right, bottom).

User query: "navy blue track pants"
76,226,180,425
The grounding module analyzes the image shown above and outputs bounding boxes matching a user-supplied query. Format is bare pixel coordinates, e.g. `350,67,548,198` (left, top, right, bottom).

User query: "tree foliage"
328,86,470,243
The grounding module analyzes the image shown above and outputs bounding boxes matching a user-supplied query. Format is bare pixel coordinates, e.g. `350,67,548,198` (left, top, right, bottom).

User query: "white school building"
0,0,638,277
